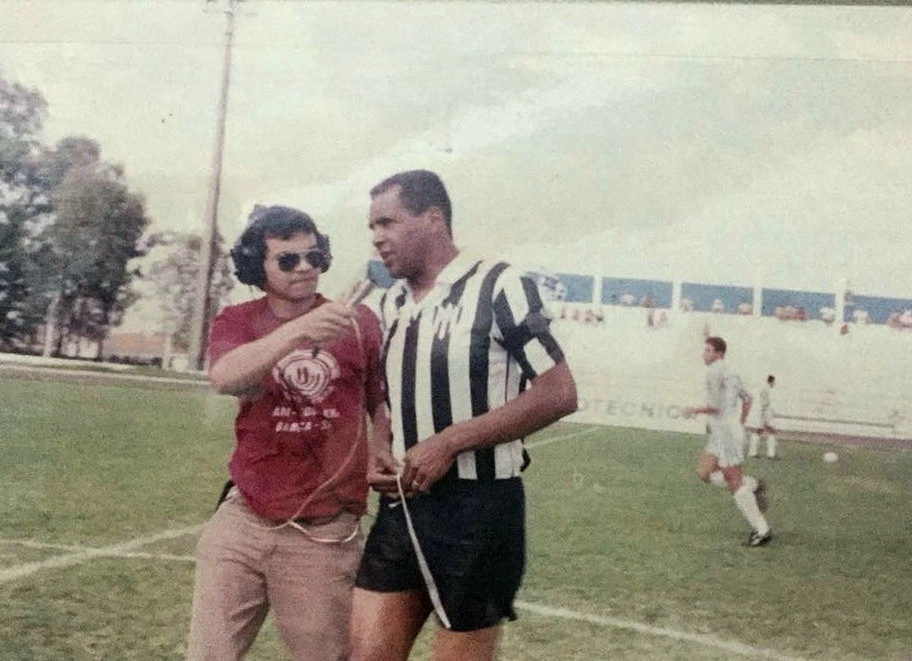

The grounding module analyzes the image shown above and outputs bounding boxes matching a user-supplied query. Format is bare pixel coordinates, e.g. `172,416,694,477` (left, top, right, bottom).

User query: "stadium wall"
556,306,912,440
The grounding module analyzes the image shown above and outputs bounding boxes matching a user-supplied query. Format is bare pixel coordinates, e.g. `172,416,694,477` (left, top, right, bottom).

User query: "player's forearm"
439,361,577,455
740,402,752,424
687,406,718,416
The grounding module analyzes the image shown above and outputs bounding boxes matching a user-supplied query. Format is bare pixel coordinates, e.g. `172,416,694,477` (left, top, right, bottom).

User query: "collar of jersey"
399,251,480,315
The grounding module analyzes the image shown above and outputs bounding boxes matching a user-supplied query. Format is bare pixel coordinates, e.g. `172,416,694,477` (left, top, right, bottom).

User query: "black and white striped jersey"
377,253,566,481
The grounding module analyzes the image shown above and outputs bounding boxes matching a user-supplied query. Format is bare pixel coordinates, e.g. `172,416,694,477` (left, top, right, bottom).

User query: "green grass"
1,374,911,660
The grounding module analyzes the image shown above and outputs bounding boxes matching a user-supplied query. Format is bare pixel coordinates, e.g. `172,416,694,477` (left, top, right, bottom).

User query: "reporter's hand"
287,301,355,346
368,449,402,497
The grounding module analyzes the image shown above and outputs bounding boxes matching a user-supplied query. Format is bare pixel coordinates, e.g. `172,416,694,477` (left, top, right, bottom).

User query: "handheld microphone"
345,279,375,308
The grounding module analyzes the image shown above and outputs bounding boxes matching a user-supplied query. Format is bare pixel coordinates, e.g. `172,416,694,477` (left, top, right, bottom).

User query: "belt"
225,486,357,527
291,511,345,526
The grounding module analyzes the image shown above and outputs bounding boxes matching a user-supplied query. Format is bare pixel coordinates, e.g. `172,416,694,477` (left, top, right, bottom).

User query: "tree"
0,70,50,348
38,149,150,357
0,70,152,356
146,231,234,354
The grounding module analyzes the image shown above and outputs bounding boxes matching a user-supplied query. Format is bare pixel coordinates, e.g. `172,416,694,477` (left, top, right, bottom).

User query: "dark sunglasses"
275,249,330,273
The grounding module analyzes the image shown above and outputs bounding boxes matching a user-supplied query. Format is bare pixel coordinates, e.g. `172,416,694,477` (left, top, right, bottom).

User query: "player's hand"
682,407,696,419
400,434,456,495
288,301,355,346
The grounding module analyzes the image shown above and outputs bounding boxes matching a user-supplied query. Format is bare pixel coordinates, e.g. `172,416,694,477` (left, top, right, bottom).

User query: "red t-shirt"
208,295,384,520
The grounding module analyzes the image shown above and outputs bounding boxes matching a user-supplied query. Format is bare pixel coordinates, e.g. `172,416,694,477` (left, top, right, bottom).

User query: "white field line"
0,539,90,552
1,528,808,660
515,601,809,661
526,425,603,450
0,539,195,563
0,525,201,583
1,423,798,660
525,427,809,660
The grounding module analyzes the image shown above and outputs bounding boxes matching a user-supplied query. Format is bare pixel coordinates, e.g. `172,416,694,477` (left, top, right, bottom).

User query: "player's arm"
209,302,355,396
400,266,577,491
446,360,577,446
399,361,577,490
683,405,718,418
739,389,753,425
684,369,723,418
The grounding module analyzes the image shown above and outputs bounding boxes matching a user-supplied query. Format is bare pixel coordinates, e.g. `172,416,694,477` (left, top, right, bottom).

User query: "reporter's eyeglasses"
274,249,330,273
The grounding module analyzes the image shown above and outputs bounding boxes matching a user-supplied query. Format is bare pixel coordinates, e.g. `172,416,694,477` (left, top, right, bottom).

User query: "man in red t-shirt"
186,205,387,661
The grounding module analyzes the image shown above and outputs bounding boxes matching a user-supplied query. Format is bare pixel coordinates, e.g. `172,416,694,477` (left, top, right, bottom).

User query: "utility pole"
187,0,239,371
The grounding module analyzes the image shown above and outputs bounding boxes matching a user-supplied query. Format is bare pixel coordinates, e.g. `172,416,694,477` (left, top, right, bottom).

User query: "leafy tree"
146,231,234,353
0,69,151,356
0,70,50,348
39,150,150,357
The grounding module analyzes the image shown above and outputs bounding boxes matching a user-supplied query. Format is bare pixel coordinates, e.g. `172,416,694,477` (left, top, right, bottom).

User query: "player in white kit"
684,337,772,547
748,375,778,459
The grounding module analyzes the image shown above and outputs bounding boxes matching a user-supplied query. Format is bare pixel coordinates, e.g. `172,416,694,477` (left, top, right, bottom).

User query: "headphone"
230,205,332,288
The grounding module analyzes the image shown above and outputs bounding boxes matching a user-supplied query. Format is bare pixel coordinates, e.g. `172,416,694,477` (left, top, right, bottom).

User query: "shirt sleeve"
491,265,565,379
207,304,254,368
355,304,386,415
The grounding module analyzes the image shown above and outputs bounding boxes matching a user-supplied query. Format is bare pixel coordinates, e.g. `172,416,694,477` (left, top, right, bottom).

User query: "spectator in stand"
620,291,637,306
775,305,809,322
888,309,912,330
819,306,836,324
680,297,694,312
711,298,725,314
736,302,752,315
852,308,870,325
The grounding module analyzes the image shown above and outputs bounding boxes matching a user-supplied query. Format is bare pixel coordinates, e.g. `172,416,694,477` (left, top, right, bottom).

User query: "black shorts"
355,477,525,632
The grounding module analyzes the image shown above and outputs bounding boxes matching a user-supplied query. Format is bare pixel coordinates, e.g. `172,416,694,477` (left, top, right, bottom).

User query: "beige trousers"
186,490,363,660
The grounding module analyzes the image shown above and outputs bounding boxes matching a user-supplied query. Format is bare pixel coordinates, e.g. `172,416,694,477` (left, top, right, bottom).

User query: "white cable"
395,474,452,630
245,286,375,544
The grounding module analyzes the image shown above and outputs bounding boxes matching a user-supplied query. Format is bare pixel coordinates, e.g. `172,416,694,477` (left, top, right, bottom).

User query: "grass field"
1,373,911,660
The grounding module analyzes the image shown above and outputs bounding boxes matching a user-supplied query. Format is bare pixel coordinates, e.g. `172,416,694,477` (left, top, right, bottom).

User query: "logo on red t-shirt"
273,349,340,406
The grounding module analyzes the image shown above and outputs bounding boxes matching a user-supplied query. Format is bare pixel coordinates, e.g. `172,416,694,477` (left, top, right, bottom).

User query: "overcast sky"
2,0,911,328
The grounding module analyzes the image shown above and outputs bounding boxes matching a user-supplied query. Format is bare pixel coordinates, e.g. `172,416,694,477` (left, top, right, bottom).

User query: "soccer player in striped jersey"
683,337,772,548
350,170,578,661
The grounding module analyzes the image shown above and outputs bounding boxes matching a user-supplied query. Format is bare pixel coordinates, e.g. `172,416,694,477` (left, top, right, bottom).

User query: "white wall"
555,306,912,439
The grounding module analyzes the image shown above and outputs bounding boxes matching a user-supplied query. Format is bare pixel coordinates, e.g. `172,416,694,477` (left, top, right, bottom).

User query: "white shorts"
704,418,745,468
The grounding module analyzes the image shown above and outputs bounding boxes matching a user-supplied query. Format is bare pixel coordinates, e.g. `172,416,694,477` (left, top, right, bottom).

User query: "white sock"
741,474,758,491
766,435,777,458
748,433,759,456
708,470,727,488
733,485,769,535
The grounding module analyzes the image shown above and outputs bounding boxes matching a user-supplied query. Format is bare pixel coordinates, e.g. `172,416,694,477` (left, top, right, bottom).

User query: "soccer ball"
823,451,839,463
